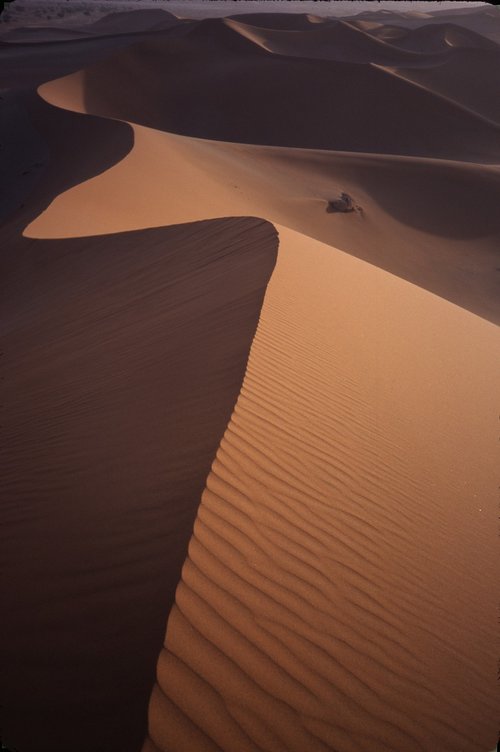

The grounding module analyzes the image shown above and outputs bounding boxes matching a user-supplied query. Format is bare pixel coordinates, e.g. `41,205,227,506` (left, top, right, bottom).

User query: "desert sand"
1,3,498,752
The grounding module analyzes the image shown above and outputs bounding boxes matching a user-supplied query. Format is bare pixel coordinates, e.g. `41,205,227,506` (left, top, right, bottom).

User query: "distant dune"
1,5,498,752
38,19,500,163
35,66,500,324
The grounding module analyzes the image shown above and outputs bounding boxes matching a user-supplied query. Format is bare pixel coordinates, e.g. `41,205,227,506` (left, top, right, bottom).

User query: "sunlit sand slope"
27,104,500,325
146,226,498,752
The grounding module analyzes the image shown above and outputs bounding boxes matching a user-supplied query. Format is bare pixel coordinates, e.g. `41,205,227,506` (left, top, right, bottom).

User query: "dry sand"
1,5,498,752
2,210,278,751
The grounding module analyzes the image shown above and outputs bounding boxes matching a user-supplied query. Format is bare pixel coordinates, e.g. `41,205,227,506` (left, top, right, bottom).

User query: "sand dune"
381,47,500,126
1,214,277,752
347,5,500,42
0,9,182,45
419,5,500,44
0,92,49,223
2,89,133,227
81,8,181,34
1,27,94,43
373,22,498,52
2,6,498,752
40,21,500,163
226,12,330,30
33,76,500,324
0,15,192,89
224,17,447,64
0,32,142,88
146,224,498,752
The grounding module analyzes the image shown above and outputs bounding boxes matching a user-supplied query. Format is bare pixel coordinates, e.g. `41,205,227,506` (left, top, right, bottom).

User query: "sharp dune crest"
224,16,448,64
1,215,278,752
30,79,500,323
36,22,500,163
147,225,498,752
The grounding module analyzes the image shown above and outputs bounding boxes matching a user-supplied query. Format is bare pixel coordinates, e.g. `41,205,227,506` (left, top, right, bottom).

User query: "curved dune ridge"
0,8,182,42
1,214,278,752
36,73,500,325
375,22,499,52
1,5,499,752
146,226,498,752
223,17,450,64
348,5,500,44
353,18,499,53
380,47,500,126
41,20,500,163
81,8,182,34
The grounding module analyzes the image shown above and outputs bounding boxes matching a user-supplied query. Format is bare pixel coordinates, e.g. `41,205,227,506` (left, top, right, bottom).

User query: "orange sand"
1,6,498,752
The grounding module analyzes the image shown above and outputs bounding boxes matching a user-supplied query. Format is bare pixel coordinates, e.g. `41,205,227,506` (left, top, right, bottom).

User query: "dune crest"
145,225,498,752
1,216,278,752
27,99,500,325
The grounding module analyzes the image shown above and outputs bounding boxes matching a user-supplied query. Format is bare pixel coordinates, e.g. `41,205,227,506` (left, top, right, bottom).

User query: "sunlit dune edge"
142,223,498,752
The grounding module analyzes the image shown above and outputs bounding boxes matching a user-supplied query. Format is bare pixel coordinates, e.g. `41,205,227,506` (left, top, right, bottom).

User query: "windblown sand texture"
1,4,499,752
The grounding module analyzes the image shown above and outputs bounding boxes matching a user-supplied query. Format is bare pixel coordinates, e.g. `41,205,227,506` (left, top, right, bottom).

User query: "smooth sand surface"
1,6,499,752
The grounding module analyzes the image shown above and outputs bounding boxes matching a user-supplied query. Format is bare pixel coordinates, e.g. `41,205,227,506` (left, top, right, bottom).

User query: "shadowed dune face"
224,17,452,65
357,19,498,53
0,19,194,89
1,89,134,229
226,12,327,30
1,217,278,752
82,9,181,34
73,22,500,162
0,9,183,45
382,47,500,126
25,106,500,324
0,34,137,89
348,6,500,44
30,11,500,321
382,22,498,52
0,93,50,223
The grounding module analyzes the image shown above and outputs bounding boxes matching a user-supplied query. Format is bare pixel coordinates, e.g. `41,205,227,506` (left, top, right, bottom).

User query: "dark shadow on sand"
1,60,277,752
1,216,278,752
80,21,500,163
0,89,134,233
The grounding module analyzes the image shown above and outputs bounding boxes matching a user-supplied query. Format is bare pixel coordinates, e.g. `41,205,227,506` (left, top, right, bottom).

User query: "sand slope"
224,17,447,64
346,5,500,44
50,22,500,163
375,22,498,52
381,47,500,126
81,9,181,34
146,225,498,752
2,6,499,752
31,79,500,324
1,212,278,752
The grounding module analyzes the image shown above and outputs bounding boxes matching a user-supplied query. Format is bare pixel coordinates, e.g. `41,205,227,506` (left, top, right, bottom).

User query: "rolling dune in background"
1,4,498,752
43,22,500,162
35,70,500,324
